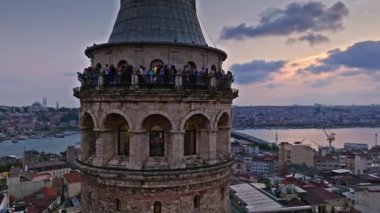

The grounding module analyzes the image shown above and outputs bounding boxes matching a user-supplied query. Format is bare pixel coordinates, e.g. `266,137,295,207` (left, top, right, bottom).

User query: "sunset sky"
1,0,380,107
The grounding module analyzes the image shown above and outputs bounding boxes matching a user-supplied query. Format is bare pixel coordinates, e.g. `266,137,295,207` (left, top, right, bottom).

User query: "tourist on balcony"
105,64,111,85
149,67,155,84
110,65,117,85
158,67,165,84
164,65,170,84
125,65,133,85
138,66,144,84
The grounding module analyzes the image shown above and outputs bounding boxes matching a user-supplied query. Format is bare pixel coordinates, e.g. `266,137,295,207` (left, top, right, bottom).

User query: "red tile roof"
63,172,81,184
302,188,344,205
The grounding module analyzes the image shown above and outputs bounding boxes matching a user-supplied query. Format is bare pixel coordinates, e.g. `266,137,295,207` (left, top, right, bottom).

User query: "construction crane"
310,139,322,149
323,129,336,149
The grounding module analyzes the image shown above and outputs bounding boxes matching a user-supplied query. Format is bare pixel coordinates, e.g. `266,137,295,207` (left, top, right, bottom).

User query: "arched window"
221,187,226,201
118,125,130,155
154,201,162,213
183,114,210,159
150,59,164,70
96,63,102,70
117,60,128,69
193,195,200,209
88,192,92,204
184,125,196,156
188,61,197,71
150,125,165,157
211,64,217,71
115,198,121,211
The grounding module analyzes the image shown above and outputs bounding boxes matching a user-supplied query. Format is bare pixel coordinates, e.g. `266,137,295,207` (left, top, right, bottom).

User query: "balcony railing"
76,71,235,92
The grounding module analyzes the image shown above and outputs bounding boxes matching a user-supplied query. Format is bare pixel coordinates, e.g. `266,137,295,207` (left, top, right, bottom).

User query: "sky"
0,0,380,107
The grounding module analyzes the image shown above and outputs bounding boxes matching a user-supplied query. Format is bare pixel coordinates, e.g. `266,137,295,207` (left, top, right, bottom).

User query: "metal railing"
77,71,234,92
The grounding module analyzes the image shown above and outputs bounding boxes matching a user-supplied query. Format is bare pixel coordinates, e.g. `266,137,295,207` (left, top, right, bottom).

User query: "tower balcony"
73,70,238,98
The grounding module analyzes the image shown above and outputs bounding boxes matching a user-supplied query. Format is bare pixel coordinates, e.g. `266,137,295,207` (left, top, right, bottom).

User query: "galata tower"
74,0,238,212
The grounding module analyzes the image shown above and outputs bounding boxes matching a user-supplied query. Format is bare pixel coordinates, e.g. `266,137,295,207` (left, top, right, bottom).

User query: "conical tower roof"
108,0,207,46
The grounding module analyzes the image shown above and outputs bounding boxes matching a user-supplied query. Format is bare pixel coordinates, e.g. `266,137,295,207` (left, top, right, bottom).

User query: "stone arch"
150,59,164,69
81,111,99,129
117,60,128,69
183,114,211,158
180,110,211,131
216,111,231,157
102,113,131,162
188,61,197,71
95,63,102,70
153,201,162,213
213,110,231,129
142,114,172,157
100,109,133,130
80,112,96,162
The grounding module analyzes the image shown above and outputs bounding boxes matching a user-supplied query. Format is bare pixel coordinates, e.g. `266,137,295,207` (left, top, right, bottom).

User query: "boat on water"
54,134,65,138
11,140,18,144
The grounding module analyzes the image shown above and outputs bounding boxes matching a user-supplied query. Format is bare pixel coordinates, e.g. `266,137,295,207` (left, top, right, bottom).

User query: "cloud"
220,1,348,41
305,40,380,74
287,33,330,46
0,75,28,84
230,60,287,85
63,72,77,77
308,77,335,88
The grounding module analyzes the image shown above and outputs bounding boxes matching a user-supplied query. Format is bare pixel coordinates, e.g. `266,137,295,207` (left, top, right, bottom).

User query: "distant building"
6,168,52,199
24,187,61,213
279,142,314,167
346,155,369,175
28,101,46,112
23,150,40,164
63,172,82,207
355,185,380,213
344,143,369,151
314,156,341,171
230,183,312,213
66,146,79,163
251,155,276,175
25,161,71,177
301,188,348,213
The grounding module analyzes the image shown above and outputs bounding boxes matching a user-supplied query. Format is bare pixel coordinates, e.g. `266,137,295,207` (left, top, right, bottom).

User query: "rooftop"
108,0,207,46
230,183,312,213
302,188,345,205
63,172,81,184
26,161,67,170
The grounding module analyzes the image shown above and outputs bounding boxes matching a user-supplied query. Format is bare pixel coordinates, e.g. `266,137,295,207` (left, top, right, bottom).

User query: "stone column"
131,70,139,90
175,73,182,89
128,130,148,170
93,128,115,167
97,74,104,88
208,129,218,165
168,131,185,169
216,127,230,157
79,126,96,162
210,73,216,88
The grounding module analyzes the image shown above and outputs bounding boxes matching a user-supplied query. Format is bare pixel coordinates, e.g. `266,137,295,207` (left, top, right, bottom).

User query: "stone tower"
74,0,238,212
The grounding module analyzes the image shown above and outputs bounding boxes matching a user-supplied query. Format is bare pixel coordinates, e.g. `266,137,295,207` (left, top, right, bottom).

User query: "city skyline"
1,0,380,107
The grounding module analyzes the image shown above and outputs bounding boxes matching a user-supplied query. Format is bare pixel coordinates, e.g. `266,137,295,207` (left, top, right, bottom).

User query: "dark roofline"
85,42,228,61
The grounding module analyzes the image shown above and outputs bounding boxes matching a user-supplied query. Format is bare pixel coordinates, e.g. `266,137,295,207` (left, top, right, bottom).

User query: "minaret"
74,0,238,212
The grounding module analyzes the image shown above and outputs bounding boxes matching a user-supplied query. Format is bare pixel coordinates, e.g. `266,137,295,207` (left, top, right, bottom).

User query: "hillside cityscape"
2,0,380,212
1,103,379,143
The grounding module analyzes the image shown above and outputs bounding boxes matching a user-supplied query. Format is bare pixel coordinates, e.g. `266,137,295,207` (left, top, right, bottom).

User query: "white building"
355,185,380,213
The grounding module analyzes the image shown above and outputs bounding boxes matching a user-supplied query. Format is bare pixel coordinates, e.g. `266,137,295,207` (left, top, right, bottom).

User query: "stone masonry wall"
81,172,230,213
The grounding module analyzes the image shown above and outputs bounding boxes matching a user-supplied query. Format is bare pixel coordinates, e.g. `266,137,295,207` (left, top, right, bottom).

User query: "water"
1,128,379,158
0,134,81,158
239,128,380,149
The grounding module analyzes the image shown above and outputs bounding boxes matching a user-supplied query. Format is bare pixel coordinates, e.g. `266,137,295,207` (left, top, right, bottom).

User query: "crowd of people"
78,62,234,89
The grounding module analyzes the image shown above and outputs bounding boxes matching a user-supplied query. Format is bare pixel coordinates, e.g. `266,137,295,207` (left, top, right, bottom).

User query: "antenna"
198,15,217,48
275,132,278,145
